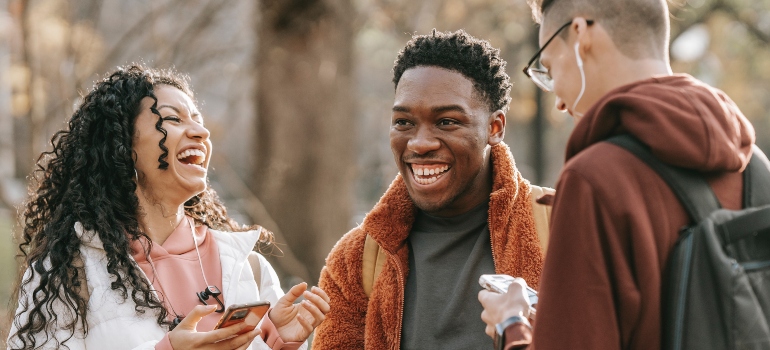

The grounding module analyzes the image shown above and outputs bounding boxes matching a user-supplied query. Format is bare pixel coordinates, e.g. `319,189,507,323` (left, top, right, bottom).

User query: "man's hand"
478,277,532,338
268,282,331,342
168,305,262,350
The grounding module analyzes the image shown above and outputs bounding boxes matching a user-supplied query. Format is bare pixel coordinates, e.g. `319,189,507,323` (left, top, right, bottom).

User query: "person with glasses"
478,0,762,349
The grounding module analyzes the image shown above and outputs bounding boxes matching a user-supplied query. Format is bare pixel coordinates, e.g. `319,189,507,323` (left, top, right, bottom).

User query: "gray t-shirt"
400,202,495,350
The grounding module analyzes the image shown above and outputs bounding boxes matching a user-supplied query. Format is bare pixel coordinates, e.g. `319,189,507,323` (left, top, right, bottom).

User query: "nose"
407,125,440,155
188,122,210,141
555,96,567,112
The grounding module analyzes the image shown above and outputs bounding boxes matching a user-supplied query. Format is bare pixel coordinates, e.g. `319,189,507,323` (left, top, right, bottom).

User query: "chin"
409,193,451,214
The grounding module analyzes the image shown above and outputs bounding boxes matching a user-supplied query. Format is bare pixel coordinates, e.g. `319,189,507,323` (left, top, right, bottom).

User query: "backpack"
607,134,770,350
361,184,555,297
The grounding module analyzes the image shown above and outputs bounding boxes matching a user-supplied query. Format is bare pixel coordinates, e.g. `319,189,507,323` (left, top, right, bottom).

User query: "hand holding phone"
214,301,271,335
479,274,538,308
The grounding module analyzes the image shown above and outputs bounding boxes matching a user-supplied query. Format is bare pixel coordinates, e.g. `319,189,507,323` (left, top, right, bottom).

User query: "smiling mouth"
176,149,206,169
410,164,450,185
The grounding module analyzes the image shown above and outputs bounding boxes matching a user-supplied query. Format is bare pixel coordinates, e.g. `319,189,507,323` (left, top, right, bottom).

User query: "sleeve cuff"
260,310,304,350
503,322,533,350
155,333,174,350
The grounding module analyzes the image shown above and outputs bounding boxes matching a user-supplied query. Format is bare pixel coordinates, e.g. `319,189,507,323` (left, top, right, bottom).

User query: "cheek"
133,132,163,167
551,65,574,100
389,131,407,155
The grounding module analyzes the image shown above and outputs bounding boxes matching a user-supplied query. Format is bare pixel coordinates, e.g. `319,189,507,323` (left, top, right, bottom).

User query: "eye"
162,116,182,123
394,119,413,127
438,119,459,126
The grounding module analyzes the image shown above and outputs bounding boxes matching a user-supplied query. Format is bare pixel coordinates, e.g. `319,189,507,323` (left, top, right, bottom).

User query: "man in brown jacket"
312,30,552,349
478,0,765,349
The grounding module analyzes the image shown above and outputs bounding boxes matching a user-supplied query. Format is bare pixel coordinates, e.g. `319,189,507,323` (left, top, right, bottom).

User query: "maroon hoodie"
528,74,756,350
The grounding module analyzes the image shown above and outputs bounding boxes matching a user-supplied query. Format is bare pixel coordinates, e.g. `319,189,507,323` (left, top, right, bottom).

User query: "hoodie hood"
566,74,755,172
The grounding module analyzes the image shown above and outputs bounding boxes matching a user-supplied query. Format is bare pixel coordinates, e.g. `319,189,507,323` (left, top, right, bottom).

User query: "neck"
135,186,186,246
599,56,672,95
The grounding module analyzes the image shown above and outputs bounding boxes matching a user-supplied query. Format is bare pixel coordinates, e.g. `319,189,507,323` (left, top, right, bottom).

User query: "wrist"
495,315,531,350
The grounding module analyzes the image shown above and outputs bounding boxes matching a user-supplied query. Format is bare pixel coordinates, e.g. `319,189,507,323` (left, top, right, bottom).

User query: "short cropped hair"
528,0,670,60
392,29,512,113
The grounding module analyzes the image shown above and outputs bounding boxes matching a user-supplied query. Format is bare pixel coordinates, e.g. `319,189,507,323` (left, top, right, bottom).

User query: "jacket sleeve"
530,169,624,350
311,229,369,350
254,253,308,350
256,253,287,306
7,266,88,350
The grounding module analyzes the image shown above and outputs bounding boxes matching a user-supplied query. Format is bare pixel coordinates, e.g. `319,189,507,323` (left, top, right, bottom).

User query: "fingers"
485,324,496,339
480,309,494,326
509,278,531,318
299,298,326,328
310,286,330,305
279,282,308,305
176,305,217,331
508,278,527,295
303,287,331,315
204,322,249,343
224,327,261,350
478,289,495,306
296,311,315,334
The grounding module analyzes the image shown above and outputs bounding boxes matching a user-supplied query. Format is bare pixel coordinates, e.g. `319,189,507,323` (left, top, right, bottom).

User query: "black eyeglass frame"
522,19,595,92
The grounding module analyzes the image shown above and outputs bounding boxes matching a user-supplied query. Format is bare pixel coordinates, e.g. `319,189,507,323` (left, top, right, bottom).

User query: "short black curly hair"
392,29,512,113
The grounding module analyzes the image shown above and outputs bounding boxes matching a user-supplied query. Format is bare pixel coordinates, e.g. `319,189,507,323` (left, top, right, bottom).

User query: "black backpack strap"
744,145,770,207
605,135,721,222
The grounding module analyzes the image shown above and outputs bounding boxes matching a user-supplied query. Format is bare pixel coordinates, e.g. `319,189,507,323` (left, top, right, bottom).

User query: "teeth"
410,164,450,185
176,149,206,160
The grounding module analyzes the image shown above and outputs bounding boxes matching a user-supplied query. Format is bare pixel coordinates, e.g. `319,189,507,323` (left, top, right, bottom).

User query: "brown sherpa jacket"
312,142,545,350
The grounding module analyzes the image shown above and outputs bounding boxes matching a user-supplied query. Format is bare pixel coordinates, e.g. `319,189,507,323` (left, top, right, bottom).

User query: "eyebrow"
431,105,467,114
391,104,468,114
157,104,201,117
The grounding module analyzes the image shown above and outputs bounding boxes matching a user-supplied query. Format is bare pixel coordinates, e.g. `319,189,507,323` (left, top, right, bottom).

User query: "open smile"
409,163,451,186
176,147,207,171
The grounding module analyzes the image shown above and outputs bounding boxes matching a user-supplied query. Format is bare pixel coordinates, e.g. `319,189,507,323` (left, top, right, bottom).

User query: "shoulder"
208,227,262,255
318,225,368,296
555,140,686,235
324,225,367,270
561,141,653,197
317,225,370,319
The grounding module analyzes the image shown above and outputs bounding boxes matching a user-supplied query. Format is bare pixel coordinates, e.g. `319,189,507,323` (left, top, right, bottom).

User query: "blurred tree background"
0,0,768,344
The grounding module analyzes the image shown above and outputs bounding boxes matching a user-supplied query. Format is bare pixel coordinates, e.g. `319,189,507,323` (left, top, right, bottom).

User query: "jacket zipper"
488,214,500,271
393,254,406,349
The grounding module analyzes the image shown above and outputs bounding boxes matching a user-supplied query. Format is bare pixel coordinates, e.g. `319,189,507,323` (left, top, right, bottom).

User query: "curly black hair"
10,64,267,349
392,29,512,113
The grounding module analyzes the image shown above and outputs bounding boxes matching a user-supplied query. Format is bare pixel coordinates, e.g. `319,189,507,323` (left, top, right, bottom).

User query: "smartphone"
214,301,271,335
479,274,539,307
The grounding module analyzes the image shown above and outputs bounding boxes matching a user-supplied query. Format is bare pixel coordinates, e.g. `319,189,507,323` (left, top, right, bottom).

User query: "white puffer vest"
7,223,301,350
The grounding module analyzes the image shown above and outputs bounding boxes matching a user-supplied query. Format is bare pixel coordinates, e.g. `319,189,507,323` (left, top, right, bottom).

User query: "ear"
488,110,506,145
571,17,593,54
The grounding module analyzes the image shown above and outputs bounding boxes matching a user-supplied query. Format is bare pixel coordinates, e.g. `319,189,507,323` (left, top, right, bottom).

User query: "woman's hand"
169,305,262,350
478,277,532,339
268,282,331,342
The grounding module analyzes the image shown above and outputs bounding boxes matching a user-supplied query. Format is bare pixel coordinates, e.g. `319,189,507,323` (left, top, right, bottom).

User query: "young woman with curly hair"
7,65,329,350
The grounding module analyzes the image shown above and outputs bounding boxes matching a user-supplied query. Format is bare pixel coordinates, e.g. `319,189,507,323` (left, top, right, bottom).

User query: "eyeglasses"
523,19,594,92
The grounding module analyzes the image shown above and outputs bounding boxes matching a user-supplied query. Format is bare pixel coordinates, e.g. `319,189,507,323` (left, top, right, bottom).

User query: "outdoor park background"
0,0,769,345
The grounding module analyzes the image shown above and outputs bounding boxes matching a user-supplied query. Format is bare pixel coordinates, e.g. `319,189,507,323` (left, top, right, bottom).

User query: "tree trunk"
254,0,354,284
